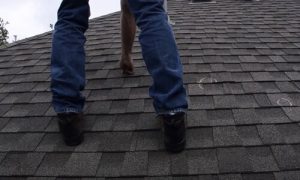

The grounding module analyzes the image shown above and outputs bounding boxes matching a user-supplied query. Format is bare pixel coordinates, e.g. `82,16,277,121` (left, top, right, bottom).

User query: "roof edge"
0,11,121,51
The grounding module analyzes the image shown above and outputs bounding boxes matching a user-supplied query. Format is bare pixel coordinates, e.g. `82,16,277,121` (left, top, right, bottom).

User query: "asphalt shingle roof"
0,0,300,179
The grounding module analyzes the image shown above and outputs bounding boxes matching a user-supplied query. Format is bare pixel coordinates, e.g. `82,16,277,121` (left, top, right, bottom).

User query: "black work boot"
160,112,186,153
57,112,84,146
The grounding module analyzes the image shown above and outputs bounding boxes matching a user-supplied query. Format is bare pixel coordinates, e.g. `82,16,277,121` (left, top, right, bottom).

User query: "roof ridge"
0,11,121,50
0,31,52,50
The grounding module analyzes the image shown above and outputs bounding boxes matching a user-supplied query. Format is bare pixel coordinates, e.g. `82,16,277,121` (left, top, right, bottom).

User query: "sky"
0,1,120,42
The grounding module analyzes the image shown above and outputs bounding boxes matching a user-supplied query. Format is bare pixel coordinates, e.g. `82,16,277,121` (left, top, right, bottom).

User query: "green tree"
0,17,9,46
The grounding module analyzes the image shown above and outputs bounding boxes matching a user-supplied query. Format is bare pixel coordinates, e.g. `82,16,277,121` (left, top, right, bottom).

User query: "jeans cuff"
156,108,187,116
53,106,82,114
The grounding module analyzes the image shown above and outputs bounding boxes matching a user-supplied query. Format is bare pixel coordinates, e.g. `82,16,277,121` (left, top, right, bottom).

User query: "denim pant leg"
51,0,90,113
127,0,188,115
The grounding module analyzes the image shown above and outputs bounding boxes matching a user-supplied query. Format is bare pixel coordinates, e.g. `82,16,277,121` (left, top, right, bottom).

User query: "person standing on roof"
51,0,188,153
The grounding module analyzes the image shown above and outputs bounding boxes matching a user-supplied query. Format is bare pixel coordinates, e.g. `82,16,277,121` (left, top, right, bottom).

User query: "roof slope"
0,0,300,179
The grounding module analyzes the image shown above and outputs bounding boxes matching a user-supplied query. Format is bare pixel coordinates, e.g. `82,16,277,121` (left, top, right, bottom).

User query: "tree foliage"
0,17,9,46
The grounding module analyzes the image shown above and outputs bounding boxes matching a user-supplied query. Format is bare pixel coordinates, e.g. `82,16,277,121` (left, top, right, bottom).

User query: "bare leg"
120,0,136,75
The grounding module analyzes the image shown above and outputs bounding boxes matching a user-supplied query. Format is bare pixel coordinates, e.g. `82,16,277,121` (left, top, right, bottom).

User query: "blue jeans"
51,0,188,115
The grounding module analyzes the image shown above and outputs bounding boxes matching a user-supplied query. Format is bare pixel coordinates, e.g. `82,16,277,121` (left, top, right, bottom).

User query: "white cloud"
0,0,120,42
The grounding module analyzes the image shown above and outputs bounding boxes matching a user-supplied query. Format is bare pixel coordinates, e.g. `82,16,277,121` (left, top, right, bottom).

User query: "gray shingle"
255,108,290,124
9,133,44,151
210,72,233,83
129,87,149,99
213,126,242,146
102,132,134,152
218,174,242,180
235,95,259,108
223,83,244,94
0,92,36,104
276,123,300,143
97,153,125,177
75,133,107,152
144,98,155,112
186,128,213,148
272,145,300,170
254,94,273,107
4,103,50,117
242,173,276,180
135,131,163,151
112,114,138,131
283,55,300,62
137,113,160,130
35,153,71,176
239,56,257,62
274,171,300,180
288,93,300,106
27,177,56,180
285,72,300,81
189,96,215,110
0,153,6,165
187,149,219,174
0,93,7,102
108,88,130,100
109,100,128,114
148,152,171,176
0,104,12,116
86,101,112,114
126,99,145,113
123,77,140,88
186,110,209,127
237,126,262,146
36,133,76,152
251,72,276,81
44,117,59,132
29,92,52,103
170,152,189,175
207,110,235,126
0,82,36,93
257,125,285,145
1,117,51,132
241,63,264,71
85,79,105,90
214,95,237,108
88,89,110,101
61,153,101,176
172,176,198,180
283,107,300,122
188,84,205,96
103,78,125,89
92,115,114,131
86,69,109,79
267,93,294,107
31,82,50,92
0,118,10,131
233,109,261,125
246,147,279,172
0,152,44,176
261,82,280,93
198,175,219,180
121,152,148,176
231,72,253,82
242,82,264,93
276,82,300,92
217,147,252,173
0,75,15,83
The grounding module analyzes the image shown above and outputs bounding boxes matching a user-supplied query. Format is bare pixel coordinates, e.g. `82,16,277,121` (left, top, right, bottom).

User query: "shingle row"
0,145,299,177
0,123,299,152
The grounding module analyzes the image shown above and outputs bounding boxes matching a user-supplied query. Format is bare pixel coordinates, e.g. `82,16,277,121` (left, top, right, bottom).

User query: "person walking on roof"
51,0,188,153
